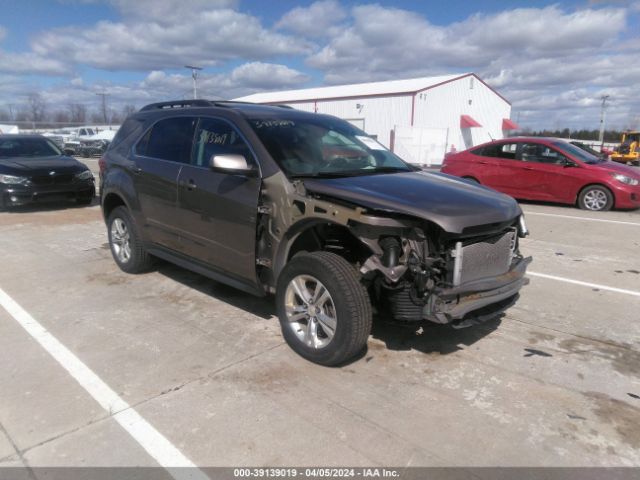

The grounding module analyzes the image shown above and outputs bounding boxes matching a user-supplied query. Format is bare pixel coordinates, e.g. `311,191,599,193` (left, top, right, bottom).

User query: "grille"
31,174,74,186
453,230,516,285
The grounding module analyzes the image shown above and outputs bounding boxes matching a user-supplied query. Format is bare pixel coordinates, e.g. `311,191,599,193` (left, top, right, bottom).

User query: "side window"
520,143,567,165
474,144,517,159
497,143,518,159
192,117,254,168
136,117,197,164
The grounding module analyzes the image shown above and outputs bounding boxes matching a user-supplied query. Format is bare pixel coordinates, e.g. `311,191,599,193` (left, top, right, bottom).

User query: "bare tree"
90,110,104,123
53,110,71,124
68,103,87,124
122,104,137,117
27,93,47,123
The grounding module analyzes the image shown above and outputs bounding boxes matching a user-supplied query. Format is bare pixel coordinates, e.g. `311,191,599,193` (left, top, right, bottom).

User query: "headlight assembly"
612,173,639,186
75,170,94,181
0,174,29,185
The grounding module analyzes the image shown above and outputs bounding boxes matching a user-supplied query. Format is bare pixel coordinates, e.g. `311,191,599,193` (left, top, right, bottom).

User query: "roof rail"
139,100,215,111
211,100,256,108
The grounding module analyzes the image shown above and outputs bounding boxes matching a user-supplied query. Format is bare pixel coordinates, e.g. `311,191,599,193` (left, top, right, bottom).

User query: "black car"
0,134,95,210
100,100,531,365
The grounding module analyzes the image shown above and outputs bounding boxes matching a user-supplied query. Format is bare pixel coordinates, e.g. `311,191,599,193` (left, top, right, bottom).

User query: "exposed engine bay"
258,172,531,327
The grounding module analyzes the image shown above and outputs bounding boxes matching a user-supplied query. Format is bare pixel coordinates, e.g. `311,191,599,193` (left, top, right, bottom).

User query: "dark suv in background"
100,100,531,365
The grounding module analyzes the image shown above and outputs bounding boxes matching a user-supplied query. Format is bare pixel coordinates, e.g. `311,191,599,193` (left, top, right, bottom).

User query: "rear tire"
578,185,613,211
276,252,372,366
107,206,153,273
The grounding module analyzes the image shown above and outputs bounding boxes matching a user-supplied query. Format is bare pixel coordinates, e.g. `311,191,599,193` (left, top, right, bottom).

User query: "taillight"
98,156,106,175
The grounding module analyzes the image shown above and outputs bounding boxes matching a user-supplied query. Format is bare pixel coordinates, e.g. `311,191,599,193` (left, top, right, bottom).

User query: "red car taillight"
98,156,106,175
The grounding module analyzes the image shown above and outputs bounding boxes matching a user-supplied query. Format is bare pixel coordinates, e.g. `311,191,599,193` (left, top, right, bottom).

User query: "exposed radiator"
452,230,516,286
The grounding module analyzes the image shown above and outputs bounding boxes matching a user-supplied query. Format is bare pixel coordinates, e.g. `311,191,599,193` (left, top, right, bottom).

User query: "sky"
0,0,639,130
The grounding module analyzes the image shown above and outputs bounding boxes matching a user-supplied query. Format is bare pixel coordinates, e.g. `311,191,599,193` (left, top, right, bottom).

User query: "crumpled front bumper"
423,256,532,326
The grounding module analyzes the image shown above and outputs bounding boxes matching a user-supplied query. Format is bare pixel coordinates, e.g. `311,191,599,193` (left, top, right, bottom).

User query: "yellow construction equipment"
610,131,640,165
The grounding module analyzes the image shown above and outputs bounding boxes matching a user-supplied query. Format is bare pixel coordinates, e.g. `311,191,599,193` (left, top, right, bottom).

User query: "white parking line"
0,286,208,480
524,211,640,226
528,271,640,297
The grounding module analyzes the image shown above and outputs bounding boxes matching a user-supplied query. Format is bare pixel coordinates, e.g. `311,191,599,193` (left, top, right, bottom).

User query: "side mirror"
210,154,257,176
563,159,578,168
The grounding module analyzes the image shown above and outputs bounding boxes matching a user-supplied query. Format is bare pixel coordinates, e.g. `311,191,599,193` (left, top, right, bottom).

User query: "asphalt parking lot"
1,158,639,473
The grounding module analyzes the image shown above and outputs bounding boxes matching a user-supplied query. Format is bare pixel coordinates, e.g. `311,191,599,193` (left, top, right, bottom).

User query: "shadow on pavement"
370,314,502,356
156,262,276,320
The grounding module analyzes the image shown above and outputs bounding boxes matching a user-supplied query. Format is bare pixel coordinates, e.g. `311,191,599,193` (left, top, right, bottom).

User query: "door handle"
478,161,488,165
132,166,142,174
186,179,197,191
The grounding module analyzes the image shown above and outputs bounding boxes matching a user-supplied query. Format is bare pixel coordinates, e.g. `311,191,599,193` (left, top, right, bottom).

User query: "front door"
177,117,262,285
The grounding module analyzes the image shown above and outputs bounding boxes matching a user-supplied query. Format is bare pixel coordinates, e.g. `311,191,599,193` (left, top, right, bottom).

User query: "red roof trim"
460,114,482,128
502,118,520,130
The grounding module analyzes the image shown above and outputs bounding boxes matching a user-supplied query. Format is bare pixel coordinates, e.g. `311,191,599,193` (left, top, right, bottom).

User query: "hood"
587,160,640,178
303,171,522,234
0,156,86,175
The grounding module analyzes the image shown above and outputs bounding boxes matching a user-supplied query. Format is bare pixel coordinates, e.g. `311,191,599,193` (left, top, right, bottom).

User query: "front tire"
276,252,372,366
107,206,153,273
578,185,613,211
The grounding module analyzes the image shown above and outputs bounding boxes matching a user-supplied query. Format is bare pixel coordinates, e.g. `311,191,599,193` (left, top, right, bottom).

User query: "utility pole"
185,65,203,99
96,91,110,125
598,94,610,149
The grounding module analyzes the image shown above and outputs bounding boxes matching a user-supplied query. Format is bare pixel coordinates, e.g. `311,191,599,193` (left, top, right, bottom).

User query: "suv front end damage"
360,219,530,327
258,172,531,328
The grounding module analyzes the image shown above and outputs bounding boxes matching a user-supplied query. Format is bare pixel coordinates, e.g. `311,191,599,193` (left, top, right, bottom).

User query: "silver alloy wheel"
284,274,337,349
110,218,132,263
583,189,608,211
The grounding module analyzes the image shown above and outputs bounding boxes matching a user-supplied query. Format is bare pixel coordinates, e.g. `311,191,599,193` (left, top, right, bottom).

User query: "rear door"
132,116,197,250
176,116,262,285
472,142,520,195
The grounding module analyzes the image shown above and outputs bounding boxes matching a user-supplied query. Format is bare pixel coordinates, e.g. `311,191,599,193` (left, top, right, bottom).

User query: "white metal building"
236,73,517,166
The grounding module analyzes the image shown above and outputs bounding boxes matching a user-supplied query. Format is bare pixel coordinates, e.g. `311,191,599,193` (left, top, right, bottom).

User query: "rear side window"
191,117,255,168
473,143,517,159
136,117,197,164
109,117,144,150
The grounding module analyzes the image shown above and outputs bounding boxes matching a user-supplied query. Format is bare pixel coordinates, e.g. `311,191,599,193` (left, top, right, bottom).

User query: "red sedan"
441,137,640,211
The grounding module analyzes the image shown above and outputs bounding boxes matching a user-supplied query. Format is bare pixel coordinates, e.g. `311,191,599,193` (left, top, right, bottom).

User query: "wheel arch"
102,191,131,221
272,219,374,282
576,183,616,208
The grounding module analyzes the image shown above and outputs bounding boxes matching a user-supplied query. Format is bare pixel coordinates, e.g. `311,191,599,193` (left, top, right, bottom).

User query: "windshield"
249,116,414,177
571,142,604,158
552,141,602,164
0,137,63,158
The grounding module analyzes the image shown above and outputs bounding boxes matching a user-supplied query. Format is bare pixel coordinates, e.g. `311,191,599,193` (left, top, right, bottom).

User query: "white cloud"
2,2,640,130
107,0,239,22
228,62,310,89
0,25,69,76
30,6,310,71
0,51,69,76
276,0,347,38
304,3,639,129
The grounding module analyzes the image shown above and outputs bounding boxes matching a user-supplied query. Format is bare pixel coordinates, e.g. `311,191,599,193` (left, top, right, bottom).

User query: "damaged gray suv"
100,100,531,365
